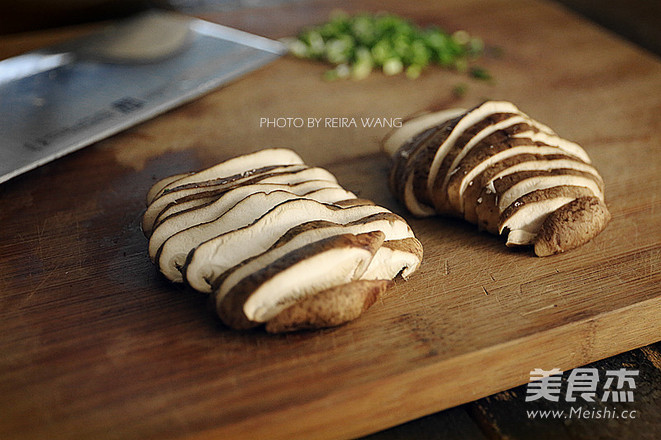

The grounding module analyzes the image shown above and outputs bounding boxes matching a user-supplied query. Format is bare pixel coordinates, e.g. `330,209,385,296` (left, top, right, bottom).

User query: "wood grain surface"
364,342,661,439
1,0,660,439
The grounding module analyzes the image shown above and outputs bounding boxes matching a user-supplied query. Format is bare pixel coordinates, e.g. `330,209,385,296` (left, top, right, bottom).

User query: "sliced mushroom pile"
383,101,610,256
143,148,422,332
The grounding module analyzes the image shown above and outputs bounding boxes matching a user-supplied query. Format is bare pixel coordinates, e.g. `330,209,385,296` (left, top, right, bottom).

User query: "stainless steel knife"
0,11,285,184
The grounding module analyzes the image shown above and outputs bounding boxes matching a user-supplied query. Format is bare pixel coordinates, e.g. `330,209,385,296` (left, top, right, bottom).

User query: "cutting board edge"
178,294,661,440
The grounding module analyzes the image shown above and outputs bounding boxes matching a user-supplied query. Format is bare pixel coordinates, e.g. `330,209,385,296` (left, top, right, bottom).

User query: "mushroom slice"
425,101,522,202
494,169,604,212
216,231,385,329
151,179,347,251
385,109,469,207
387,125,438,207
264,280,392,333
475,169,604,234
333,198,376,207
408,117,466,211
153,148,304,198
386,102,592,216
157,189,364,281
213,213,415,304
151,166,340,229
302,186,356,202
169,184,354,248
428,117,569,213
402,172,437,217
413,110,534,214
394,113,528,217
518,131,590,163
498,186,595,246
183,199,391,292
382,108,466,157
142,164,307,236
148,180,351,261
397,132,447,216
153,195,220,230
146,172,192,205
384,100,608,256
361,237,423,280
457,146,585,222
430,115,535,211
437,119,585,214
534,196,611,256
394,117,471,216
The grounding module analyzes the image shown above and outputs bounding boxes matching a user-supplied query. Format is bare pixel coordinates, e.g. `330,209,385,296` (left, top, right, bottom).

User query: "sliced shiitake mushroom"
384,100,610,256
152,148,304,198
383,108,465,157
216,231,385,329
158,191,370,282
212,213,417,305
150,166,340,229
499,185,596,246
148,180,353,261
459,147,584,224
142,164,307,236
183,199,391,292
361,237,423,280
534,196,611,256
144,149,424,332
474,168,605,234
146,172,192,205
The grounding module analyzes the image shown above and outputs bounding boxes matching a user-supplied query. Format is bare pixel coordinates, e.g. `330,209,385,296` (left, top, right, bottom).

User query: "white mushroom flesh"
244,246,376,322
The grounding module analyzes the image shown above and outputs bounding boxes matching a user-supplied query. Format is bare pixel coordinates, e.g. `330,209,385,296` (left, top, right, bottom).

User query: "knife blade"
0,11,285,184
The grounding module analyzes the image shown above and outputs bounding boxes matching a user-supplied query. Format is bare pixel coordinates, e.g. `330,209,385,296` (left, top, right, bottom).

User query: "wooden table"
1,0,660,439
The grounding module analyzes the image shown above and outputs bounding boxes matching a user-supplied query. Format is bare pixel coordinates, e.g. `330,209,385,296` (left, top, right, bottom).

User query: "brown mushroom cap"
473,168,605,234
534,196,611,256
265,280,392,333
499,185,595,230
499,185,597,246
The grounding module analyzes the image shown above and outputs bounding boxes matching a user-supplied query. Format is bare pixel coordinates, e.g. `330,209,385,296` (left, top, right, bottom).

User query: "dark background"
0,0,660,56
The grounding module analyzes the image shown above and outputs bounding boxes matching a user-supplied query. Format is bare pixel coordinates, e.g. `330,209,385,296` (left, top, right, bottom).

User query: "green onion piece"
286,11,492,81
383,58,404,76
452,83,468,97
470,66,492,81
406,65,422,79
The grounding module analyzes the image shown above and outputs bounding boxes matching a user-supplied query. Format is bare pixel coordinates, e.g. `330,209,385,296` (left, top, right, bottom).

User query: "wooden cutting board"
1,0,660,439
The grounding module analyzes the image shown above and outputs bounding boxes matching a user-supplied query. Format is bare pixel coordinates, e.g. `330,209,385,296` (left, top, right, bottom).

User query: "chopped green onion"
405,64,423,79
383,58,404,76
470,66,493,81
284,11,492,81
452,83,468,97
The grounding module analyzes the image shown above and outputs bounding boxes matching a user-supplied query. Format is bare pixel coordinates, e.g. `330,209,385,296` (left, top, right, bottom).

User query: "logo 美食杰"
525,367,639,420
